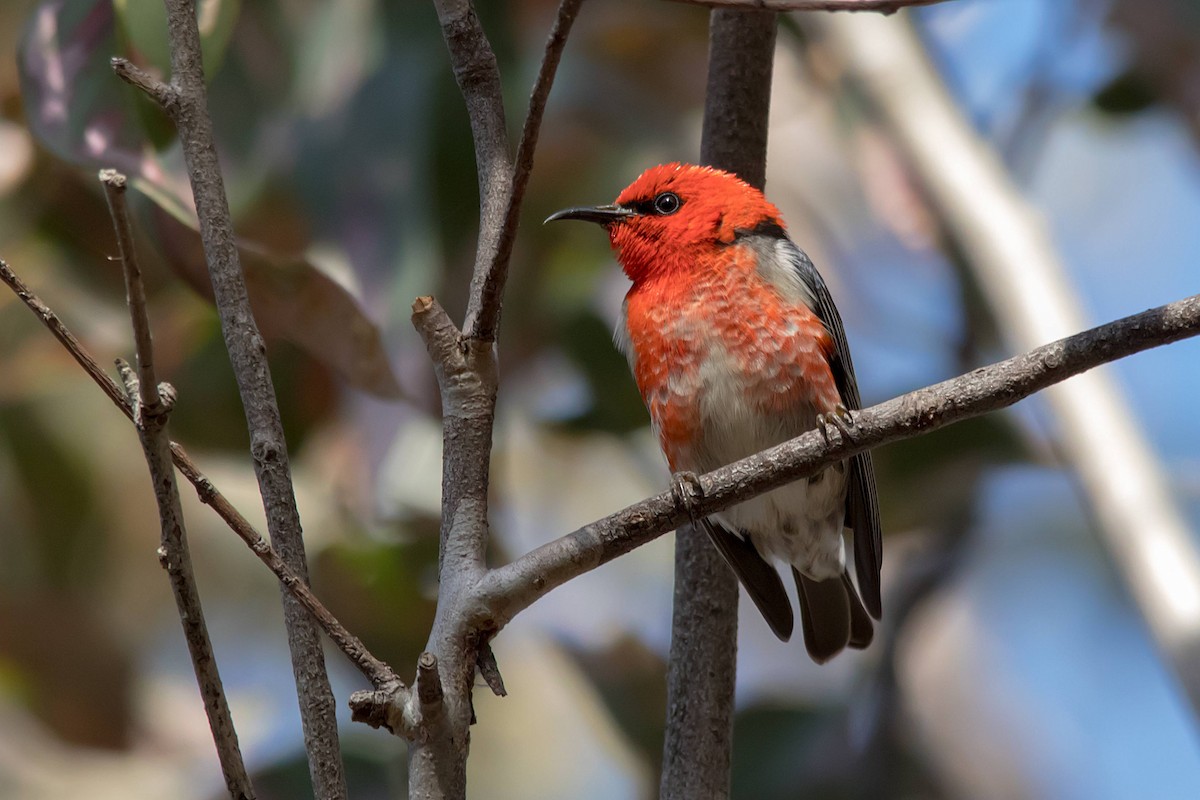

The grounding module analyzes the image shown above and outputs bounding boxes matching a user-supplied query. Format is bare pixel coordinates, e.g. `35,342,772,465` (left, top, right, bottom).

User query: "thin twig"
110,57,179,111
101,171,161,410
667,0,953,12
0,259,399,690
476,292,1200,625
102,171,256,800
464,0,584,341
113,1,345,793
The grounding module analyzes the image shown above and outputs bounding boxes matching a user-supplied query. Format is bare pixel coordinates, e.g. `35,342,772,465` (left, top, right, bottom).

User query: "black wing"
698,518,794,641
787,242,883,620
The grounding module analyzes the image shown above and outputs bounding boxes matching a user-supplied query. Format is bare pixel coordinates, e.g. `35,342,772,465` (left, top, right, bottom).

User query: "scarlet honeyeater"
548,163,882,662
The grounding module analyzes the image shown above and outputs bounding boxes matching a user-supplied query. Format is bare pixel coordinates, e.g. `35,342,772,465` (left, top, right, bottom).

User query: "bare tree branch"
0,259,399,691
814,10,1200,710
110,57,179,109
659,9,780,799
477,292,1200,626
412,295,495,578
101,171,256,800
405,294,492,796
349,652,448,743
433,0,513,337
415,651,448,726
464,0,584,341
399,3,586,792
112,1,345,794
668,0,954,12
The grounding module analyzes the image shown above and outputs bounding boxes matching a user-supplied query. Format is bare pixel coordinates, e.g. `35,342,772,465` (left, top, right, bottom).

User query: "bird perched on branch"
547,163,882,662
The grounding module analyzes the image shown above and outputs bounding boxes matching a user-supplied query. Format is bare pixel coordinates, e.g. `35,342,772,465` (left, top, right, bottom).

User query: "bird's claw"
671,471,705,524
817,404,857,445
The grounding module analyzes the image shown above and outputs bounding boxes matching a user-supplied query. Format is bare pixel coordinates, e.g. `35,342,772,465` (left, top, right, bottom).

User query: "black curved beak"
544,204,632,226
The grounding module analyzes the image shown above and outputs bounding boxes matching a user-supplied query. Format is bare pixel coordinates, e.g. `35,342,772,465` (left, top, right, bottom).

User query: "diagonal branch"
814,9,1200,708
464,0,584,341
667,0,954,12
476,292,1200,626
0,259,399,691
113,1,345,794
102,170,256,800
433,0,513,335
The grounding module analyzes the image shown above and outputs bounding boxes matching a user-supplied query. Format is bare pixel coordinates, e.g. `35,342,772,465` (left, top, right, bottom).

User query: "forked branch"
102,170,256,800
0,259,399,691
112,0,345,793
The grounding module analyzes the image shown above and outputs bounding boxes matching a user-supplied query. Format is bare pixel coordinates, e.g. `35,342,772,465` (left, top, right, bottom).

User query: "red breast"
622,244,839,469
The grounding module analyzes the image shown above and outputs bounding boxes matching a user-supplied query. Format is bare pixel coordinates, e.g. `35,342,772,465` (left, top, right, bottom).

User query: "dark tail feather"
793,568,851,663
699,519,794,641
843,571,874,650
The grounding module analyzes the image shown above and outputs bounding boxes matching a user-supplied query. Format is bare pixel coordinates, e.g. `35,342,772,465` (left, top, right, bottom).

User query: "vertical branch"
400,4,584,796
100,170,255,800
660,10,778,800
112,0,346,794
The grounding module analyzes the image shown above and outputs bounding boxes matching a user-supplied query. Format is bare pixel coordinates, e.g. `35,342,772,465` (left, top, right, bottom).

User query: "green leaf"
113,0,242,78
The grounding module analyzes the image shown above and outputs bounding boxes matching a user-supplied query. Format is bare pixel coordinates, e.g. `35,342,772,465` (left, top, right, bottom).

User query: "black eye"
653,192,681,215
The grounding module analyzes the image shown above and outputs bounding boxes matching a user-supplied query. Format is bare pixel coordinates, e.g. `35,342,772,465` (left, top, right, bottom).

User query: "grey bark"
113,0,346,794
660,10,778,800
102,170,256,800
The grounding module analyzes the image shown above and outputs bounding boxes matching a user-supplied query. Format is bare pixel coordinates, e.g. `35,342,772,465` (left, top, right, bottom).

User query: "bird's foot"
670,471,705,524
816,404,857,445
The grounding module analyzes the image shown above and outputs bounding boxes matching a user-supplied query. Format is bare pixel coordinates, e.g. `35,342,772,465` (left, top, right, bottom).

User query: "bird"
546,162,882,662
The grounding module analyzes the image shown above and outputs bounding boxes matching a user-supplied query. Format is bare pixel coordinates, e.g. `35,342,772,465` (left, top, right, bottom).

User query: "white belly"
690,347,848,581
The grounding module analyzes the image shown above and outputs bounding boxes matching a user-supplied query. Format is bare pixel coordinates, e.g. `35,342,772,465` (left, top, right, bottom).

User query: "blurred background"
2,0,1200,797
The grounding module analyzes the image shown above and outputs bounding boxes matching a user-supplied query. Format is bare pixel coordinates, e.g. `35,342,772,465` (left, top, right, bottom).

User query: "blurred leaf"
313,534,439,673
0,592,133,749
565,635,667,771
17,0,239,191
731,706,831,800
113,0,241,79
17,0,146,172
1093,71,1157,116
558,312,648,433
151,206,402,399
732,703,946,800
0,403,100,589
876,413,1026,533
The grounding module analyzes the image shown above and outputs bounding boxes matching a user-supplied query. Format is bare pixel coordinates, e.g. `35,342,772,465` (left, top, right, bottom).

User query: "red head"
546,163,787,283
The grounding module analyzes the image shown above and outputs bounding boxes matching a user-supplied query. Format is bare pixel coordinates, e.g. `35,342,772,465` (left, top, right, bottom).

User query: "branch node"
194,476,219,505
98,168,127,191
115,357,138,401
349,684,408,735
158,382,178,412
416,651,445,713
111,57,179,112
